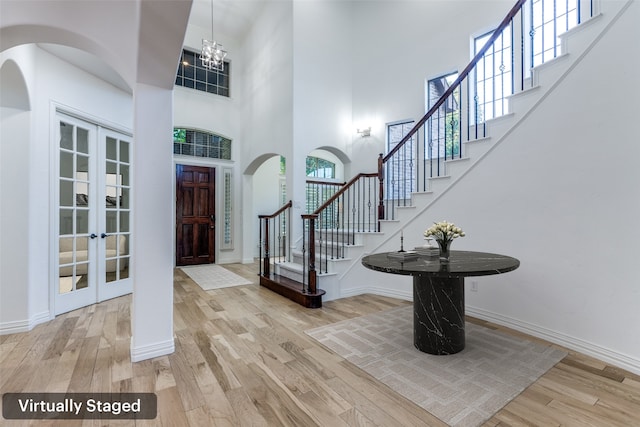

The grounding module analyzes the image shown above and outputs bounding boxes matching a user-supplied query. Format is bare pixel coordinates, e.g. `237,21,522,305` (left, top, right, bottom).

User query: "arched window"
306,156,335,179
173,128,231,160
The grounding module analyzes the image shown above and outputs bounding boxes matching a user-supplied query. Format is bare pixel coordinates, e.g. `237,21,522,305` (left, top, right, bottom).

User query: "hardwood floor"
1,263,639,426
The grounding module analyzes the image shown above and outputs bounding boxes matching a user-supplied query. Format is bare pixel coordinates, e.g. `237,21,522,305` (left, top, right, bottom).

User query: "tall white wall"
345,0,640,373
241,0,294,166
291,0,353,241
240,0,294,260
349,0,510,175
460,0,639,371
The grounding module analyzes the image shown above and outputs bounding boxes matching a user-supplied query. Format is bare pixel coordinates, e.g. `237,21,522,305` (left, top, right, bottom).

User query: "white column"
130,83,174,362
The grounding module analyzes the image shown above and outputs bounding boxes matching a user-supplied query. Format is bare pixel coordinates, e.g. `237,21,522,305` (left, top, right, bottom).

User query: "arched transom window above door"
173,128,231,160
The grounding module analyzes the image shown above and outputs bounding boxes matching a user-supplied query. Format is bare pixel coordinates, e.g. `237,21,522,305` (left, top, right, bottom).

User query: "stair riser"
444,158,471,177
291,254,341,273
275,265,304,282
316,230,377,244
316,233,357,245
462,138,492,160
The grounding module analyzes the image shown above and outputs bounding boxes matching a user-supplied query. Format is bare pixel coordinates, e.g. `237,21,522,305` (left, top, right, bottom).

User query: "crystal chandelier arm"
200,0,227,71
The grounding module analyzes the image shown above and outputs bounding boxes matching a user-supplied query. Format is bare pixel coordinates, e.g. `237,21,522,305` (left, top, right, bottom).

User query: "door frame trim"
172,157,230,267
175,164,216,266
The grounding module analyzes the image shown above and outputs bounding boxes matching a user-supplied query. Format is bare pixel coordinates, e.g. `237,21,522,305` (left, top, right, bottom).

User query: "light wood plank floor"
1,263,639,426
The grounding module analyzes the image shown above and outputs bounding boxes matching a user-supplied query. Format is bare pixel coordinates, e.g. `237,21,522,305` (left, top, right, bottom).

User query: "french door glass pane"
120,188,130,209
120,165,130,185
60,152,73,178
106,211,117,233
59,120,93,296
76,209,89,234
120,140,129,163
60,209,73,235
105,136,131,283
60,122,73,150
106,137,117,160
77,128,89,154
60,180,73,206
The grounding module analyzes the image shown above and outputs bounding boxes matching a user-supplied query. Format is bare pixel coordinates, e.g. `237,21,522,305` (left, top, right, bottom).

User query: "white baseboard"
0,310,51,335
467,306,640,376
130,337,175,362
0,318,31,335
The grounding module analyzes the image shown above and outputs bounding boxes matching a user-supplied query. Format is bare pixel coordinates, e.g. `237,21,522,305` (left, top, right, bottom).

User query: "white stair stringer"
335,0,632,300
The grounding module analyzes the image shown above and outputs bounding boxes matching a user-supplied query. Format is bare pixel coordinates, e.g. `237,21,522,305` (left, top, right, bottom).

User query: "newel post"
378,153,385,224
263,218,270,277
259,217,263,276
308,215,317,294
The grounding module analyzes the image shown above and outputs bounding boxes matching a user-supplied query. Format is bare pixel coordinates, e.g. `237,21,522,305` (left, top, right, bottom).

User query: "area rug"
179,264,253,290
305,305,567,427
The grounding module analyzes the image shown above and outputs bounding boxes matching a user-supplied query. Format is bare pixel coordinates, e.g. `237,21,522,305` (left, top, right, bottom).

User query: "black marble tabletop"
361,250,520,278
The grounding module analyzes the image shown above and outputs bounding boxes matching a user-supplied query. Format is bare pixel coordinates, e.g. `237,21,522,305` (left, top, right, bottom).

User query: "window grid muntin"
306,156,336,179
173,128,232,160
175,49,230,97
530,0,580,67
105,136,131,282
473,25,512,124
386,121,416,201
426,72,461,160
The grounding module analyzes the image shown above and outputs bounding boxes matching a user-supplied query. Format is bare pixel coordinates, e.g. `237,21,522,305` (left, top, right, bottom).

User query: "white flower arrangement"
423,221,466,244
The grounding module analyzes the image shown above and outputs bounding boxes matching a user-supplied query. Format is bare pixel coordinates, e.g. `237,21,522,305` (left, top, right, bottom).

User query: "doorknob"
90,233,98,239
101,233,109,238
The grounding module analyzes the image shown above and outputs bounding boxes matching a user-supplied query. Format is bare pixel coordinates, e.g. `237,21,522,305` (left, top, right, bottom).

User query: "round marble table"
361,250,520,355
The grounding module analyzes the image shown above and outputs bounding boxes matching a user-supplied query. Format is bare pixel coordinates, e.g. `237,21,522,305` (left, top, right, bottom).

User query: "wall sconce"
357,127,371,137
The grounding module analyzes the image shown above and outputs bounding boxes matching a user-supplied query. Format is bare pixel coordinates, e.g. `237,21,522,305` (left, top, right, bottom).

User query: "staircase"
259,0,631,307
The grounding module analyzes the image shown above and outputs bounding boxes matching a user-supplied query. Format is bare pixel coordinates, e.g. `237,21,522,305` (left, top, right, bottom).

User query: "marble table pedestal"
413,275,465,355
361,250,520,356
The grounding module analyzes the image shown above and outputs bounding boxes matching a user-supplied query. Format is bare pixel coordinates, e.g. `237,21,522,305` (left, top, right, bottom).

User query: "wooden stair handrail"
259,200,293,219
306,179,346,187
309,172,377,216
382,0,527,163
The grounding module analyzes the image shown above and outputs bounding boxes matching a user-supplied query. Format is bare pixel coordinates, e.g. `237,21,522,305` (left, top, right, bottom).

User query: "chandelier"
200,0,227,71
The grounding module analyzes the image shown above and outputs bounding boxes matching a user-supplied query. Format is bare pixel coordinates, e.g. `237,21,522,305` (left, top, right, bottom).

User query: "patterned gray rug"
306,305,567,427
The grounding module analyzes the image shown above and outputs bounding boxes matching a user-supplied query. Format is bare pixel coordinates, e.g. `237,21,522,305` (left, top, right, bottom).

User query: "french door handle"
101,233,109,239
90,233,98,239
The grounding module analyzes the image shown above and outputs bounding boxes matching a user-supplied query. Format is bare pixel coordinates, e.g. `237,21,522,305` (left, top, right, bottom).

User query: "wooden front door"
176,165,215,266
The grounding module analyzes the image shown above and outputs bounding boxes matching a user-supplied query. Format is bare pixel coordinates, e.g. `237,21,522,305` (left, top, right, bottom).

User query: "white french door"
55,113,132,315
